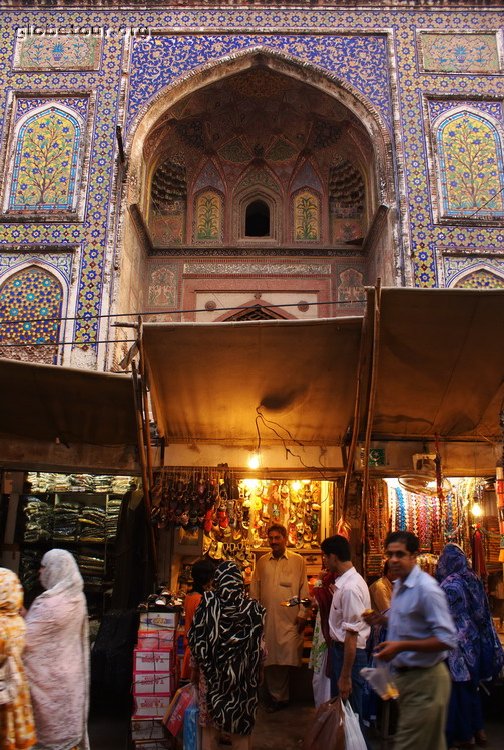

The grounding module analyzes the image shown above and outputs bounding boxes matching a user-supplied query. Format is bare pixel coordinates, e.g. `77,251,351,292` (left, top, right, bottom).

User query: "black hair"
320,534,351,562
383,560,390,576
385,530,419,554
191,559,215,594
267,523,287,538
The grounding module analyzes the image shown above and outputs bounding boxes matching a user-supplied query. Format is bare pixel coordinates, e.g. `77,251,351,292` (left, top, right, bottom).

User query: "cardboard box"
134,672,176,695
137,630,176,650
133,694,172,719
134,648,174,673
139,612,179,630
131,719,166,741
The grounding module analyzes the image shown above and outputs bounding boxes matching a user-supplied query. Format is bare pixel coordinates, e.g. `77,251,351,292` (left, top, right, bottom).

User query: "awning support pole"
132,358,158,584
138,316,154,489
360,280,382,553
341,297,372,524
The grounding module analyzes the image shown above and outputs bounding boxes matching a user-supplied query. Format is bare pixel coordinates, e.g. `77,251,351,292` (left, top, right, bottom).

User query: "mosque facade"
0,1,503,370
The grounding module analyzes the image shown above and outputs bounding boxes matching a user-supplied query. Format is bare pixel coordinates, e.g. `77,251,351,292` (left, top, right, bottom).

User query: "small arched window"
245,200,270,237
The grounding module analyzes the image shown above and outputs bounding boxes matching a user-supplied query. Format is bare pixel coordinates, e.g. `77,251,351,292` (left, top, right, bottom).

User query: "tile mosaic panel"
436,110,504,219
331,218,364,243
337,267,366,303
128,33,392,132
294,190,320,241
8,105,82,212
150,203,186,245
443,254,504,287
195,190,222,241
146,261,179,308
0,264,62,364
420,33,500,74
183,262,331,275
454,268,504,288
13,33,101,71
0,250,73,286
428,99,503,124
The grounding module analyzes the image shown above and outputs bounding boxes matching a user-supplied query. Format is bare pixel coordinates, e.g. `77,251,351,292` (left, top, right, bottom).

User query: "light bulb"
247,451,261,470
243,478,259,491
471,501,483,518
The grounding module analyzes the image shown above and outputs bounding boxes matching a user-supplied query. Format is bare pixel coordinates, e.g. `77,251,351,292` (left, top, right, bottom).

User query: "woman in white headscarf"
23,550,89,750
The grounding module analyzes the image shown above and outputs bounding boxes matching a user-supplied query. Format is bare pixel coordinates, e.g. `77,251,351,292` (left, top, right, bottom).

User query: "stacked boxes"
132,609,180,748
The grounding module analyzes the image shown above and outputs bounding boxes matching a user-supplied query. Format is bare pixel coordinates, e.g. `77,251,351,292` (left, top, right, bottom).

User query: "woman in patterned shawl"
23,550,89,750
0,568,36,750
436,543,504,749
189,561,265,743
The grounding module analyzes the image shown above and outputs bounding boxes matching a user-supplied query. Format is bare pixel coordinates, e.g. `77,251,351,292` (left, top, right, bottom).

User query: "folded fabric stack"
94,475,113,492
76,549,105,586
111,476,135,494
23,496,53,542
106,497,122,539
19,549,43,591
79,505,106,542
53,501,80,540
67,474,97,491
27,472,65,493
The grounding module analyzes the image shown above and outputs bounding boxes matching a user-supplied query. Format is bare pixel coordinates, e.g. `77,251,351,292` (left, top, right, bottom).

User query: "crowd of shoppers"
3,525,504,750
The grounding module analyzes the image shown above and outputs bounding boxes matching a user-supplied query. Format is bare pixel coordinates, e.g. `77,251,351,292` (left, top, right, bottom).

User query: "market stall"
139,315,363,587
355,287,504,619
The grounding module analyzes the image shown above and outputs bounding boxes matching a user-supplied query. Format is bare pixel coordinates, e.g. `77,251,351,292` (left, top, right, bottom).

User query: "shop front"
136,287,504,591
138,315,362,589
0,357,140,612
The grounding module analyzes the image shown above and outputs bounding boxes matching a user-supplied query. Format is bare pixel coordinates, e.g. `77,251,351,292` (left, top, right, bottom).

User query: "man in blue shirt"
371,530,457,750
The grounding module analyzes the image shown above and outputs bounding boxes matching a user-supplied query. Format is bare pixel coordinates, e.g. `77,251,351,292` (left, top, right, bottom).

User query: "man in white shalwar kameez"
250,524,310,711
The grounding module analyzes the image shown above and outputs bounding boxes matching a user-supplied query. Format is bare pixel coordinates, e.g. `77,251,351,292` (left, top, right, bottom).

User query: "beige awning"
0,357,138,473
142,317,363,446
368,287,504,441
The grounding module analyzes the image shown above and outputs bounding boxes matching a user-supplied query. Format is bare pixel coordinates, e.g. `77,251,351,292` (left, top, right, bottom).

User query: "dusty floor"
88,667,504,750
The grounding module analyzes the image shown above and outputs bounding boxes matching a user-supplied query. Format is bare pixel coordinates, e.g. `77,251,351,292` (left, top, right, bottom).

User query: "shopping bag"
342,699,367,750
303,696,345,750
360,661,399,700
183,703,201,750
163,683,197,737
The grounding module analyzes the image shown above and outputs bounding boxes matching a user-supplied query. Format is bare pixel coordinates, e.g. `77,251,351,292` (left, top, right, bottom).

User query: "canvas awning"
142,288,504,456
142,317,363,447
367,287,504,441
0,357,138,473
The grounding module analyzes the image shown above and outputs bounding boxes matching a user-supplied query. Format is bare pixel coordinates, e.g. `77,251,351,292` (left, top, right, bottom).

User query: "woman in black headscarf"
188,561,265,746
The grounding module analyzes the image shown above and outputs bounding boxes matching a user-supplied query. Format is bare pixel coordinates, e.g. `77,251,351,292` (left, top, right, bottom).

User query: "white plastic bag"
342,699,367,750
360,660,399,700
